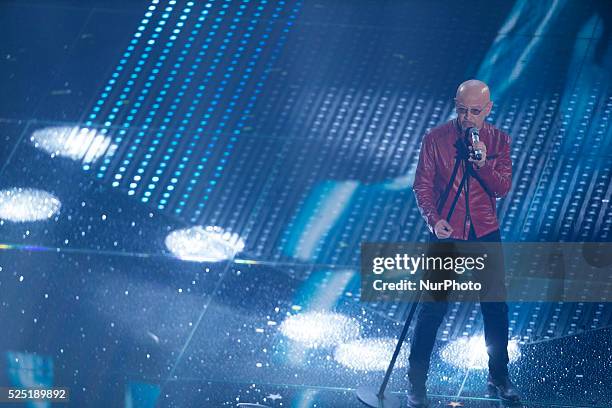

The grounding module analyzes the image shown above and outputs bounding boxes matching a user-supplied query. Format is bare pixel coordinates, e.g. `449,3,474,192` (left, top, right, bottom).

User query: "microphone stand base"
356,386,401,408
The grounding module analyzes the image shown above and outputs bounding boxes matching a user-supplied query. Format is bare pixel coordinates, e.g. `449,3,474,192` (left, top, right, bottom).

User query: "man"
409,79,520,407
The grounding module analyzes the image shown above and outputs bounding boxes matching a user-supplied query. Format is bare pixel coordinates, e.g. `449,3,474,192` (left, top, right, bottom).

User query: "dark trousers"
407,228,510,389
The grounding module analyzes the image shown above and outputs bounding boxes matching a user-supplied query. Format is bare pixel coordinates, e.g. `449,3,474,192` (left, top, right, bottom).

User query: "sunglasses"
455,105,484,116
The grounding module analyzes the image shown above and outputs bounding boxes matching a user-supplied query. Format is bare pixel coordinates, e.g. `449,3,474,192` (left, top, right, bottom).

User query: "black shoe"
407,385,428,408
487,376,521,404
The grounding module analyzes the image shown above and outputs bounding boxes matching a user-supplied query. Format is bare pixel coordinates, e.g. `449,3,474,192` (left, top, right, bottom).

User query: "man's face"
455,98,491,132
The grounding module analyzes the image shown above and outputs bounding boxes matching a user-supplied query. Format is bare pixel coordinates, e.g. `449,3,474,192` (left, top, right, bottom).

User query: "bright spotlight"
165,225,245,262
30,126,116,163
0,188,61,222
440,335,520,369
334,337,410,371
279,311,361,348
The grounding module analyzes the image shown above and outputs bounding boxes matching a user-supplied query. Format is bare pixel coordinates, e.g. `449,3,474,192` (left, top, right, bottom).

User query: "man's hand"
468,140,487,168
434,219,453,239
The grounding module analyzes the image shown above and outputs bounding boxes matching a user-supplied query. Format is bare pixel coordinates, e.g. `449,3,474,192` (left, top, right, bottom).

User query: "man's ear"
485,101,493,116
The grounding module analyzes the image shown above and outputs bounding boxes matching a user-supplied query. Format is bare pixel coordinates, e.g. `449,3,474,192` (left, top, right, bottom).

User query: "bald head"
455,79,493,131
456,79,490,106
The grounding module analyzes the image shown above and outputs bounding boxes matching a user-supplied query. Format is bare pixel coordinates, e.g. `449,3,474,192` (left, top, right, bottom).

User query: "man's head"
455,79,493,132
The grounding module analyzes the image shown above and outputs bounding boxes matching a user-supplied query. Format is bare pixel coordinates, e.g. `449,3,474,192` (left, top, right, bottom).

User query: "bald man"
409,80,520,406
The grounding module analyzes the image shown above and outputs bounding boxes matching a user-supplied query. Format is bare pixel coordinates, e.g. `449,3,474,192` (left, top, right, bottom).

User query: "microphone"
467,127,482,161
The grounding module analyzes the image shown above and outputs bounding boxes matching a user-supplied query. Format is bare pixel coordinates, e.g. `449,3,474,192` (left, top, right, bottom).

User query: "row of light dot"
89,0,246,192
539,90,601,240
97,0,191,181
287,89,356,262
541,93,588,239
87,0,181,176
525,90,609,241
498,97,547,240
503,97,556,241
279,89,356,263
523,303,609,342
142,0,258,210
598,96,612,240
276,89,352,262
84,0,162,132
159,0,290,213
561,91,609,240
511,99,541,239
123,1,218,198
109,1,200,190
184,0,302,222
275,86,336,259
85,0,302,221
564,303,593,337
274,87,338,259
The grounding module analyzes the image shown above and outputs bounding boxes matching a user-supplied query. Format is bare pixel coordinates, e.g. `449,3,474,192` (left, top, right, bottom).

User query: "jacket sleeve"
474,131,512,198
413,132,441,231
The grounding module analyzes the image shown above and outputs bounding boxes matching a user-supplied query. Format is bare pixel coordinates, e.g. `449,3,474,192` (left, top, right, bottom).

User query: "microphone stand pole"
356,291,422,408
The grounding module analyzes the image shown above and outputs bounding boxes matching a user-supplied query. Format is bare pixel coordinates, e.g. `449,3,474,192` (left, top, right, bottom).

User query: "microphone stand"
358,130,470,407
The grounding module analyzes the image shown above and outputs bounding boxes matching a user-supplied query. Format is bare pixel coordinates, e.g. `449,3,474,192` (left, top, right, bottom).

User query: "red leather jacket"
413,119,512,240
